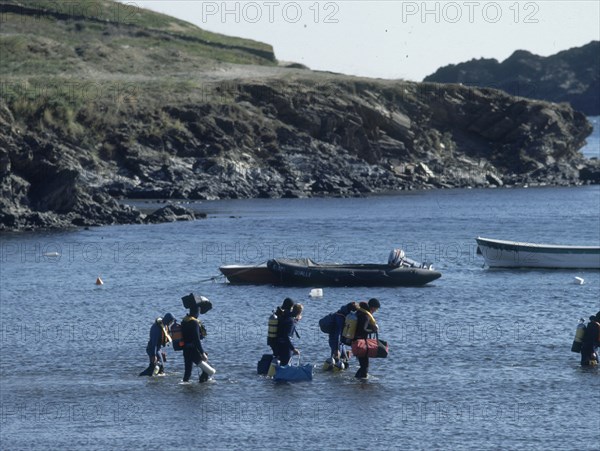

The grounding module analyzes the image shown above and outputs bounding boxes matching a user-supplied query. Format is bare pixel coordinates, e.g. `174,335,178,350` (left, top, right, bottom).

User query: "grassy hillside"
0,0,279,141
1,0,275,77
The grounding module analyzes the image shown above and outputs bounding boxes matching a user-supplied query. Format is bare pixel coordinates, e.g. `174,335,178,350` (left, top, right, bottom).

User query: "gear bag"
182,293,213,314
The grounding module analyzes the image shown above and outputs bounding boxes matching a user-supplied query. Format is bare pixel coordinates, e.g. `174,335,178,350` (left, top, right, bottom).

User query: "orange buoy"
95,276,104,285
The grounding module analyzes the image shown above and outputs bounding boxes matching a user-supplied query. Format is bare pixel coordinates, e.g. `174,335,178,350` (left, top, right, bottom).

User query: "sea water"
0,128,599,450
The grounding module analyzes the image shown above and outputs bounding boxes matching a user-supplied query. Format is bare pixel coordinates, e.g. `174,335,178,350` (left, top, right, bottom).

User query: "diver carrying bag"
351,337,389,359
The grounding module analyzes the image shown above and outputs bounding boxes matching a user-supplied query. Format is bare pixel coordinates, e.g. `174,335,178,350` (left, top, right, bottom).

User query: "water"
1,184,599,450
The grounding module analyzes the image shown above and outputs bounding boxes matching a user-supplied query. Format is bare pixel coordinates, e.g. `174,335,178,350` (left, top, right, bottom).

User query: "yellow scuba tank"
571,318,586,353
267,311,278,346
342,312,357,344
356,307,377,329
323,357,335,371
267,357,279,377
157,318,172,346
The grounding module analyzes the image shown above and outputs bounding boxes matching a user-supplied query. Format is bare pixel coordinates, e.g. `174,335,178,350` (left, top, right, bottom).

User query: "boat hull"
267,259,441,287
476,237,600,269
219,264,279,285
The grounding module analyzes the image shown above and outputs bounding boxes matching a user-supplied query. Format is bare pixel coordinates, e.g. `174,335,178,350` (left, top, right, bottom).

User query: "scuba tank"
571,318,586,353
267,357,279,378
333,358,345,372
341,312,358,345
157,318,172,346
322,357,335,371
267,310,278,346
170,322,184,351
199,360,216,377
356,306,377,330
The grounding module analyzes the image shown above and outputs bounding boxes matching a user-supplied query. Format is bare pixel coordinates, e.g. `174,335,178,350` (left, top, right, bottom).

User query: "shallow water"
1,183,599,450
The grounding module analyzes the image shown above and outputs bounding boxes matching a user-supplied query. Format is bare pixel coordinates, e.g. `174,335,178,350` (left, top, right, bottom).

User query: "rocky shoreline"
1,76,597,232
1,1,597,232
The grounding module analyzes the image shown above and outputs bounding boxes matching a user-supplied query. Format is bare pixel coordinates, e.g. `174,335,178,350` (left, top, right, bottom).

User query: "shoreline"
2,183,598,234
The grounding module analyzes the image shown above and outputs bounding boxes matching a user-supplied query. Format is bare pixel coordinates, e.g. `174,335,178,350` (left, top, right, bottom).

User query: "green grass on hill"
0,0,279,137
0,0,276,78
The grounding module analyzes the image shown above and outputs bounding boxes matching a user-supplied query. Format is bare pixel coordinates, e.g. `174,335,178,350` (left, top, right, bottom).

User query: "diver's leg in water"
199,370,209,383
183,350,193,382
355,356,369,378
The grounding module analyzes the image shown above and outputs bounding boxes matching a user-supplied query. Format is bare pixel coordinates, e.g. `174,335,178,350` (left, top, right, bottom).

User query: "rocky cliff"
424,41,600,116
0,1,596,231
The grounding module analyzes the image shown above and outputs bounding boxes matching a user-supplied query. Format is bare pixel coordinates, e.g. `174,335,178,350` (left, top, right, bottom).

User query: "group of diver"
140,294,598,383
572,310,600,367
264,297,381,379
139,293,214,382
139,293,383,382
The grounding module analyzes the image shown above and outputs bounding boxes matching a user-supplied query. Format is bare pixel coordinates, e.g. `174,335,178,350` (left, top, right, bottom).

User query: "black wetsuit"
181,314,205,382
275,311,297,366
581,319,599,366
354,309,373,378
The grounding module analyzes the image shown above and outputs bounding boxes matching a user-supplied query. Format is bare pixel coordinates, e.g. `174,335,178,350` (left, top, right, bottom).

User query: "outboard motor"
388,249,405,267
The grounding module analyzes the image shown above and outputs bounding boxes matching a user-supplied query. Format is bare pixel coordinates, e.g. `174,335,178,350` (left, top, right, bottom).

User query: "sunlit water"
1,119,599,450
1,182,599,450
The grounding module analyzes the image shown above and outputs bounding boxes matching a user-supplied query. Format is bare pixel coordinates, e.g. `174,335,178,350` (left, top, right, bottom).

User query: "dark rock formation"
0,1,596,231
424,41,600,115
144,205,198,224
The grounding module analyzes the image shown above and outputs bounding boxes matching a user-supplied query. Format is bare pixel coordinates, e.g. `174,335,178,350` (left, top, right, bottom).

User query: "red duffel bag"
351,337,389,358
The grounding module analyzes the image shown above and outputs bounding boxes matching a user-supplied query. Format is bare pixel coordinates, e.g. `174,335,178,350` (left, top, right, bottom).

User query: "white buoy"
574,277,584,285
309,288,323,298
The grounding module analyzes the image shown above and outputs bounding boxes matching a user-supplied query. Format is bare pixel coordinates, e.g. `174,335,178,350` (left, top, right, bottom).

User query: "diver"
139,313,175,376
181,302,210,382
354,298,380,379
275,303,303,366
581,311,600,366
269,297,295,357
326,302,358,370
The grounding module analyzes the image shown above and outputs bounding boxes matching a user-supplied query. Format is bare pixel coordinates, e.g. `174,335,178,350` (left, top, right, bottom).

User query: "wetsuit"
354,309,374,378
146,321,166,363
181,314,206,382
581,319,600,366
328,303,356,358
139,314,173,376
275,310,297,366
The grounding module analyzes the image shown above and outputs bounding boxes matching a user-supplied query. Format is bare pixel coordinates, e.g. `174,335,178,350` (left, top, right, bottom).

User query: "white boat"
475,237,600,269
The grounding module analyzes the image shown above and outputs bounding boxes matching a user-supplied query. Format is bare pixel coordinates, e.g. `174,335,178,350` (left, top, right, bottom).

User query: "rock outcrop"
0,1,596,231
424,41,600,116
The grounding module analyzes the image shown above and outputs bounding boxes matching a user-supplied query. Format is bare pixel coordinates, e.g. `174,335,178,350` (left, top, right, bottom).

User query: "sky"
127,1,599,81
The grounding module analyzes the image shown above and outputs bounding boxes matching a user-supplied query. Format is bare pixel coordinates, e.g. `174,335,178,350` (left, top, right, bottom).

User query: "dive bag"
182,293,213,314
273,356,313,382
351,337,389,358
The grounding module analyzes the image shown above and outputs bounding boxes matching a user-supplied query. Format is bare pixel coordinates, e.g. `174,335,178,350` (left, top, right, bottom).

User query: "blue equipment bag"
257,354,273,375
273,356,313,382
